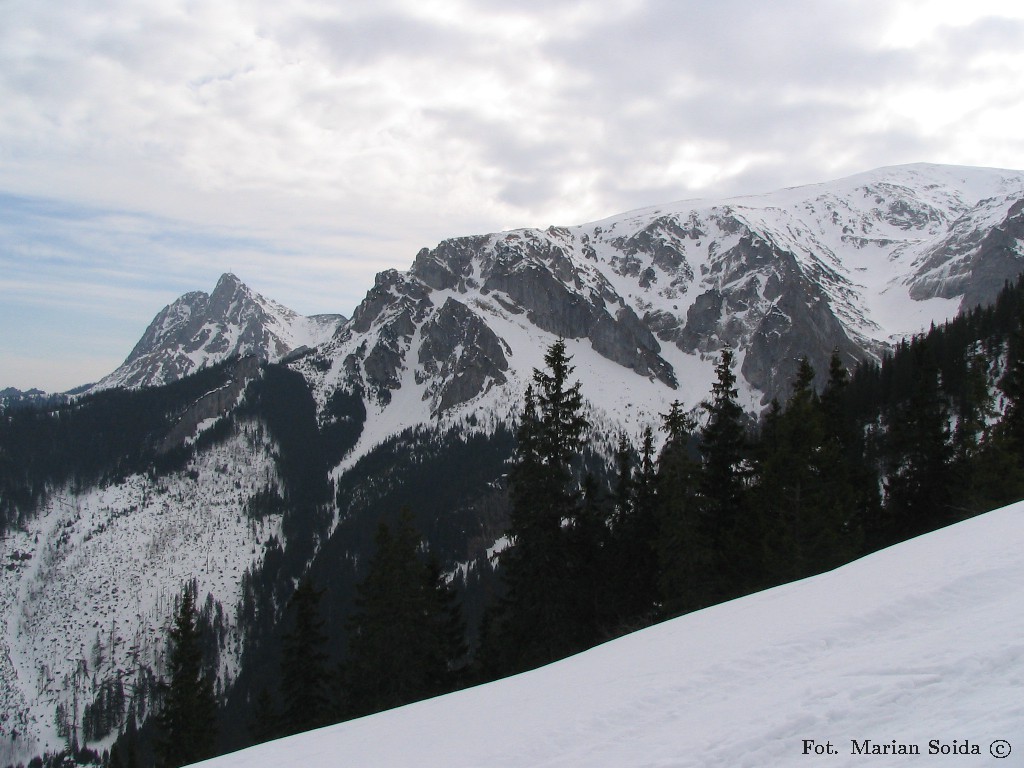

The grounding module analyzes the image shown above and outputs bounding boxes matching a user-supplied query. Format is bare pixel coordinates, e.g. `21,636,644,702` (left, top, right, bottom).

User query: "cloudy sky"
3,0,1024,391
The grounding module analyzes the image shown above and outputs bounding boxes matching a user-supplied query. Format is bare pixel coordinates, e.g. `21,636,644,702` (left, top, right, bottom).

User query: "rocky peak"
345,225,680,411
92,273,342,391
322,165,1024,425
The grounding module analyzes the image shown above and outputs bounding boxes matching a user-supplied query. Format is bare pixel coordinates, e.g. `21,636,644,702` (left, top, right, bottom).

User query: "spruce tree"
612,432,634,529
982,312,1024,506
497,339,593,671
817,351,867,559
1000,311,1024,451
280,577,331,736
607,428,659,627
655,401,709,616
344,511,465,717
248,686,279,746
755,356,860,583
154,583,217,768
883,347,953,542
757,360,817,583
533,339,589,469
948,352,998,516
698,348,755,598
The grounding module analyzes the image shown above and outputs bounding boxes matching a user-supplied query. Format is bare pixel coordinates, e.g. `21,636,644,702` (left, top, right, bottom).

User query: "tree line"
482,277,1024,674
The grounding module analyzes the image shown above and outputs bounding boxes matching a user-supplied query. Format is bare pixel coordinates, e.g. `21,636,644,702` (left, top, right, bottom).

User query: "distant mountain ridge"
90,273,344,391
0,388,65,412
283,163,1024,465
78,163,1024,459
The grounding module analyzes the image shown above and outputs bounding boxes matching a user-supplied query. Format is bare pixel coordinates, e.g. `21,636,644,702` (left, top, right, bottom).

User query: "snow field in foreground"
197,500,1024,767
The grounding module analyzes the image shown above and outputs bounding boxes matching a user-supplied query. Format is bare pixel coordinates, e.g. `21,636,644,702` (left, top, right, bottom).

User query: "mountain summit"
293,163,1024,453
89,164,1024,436
91,273,344,391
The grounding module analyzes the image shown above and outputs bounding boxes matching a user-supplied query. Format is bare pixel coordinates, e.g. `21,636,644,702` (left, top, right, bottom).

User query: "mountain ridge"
89,273,345,392
282,162,1024,470
67,163,1024,473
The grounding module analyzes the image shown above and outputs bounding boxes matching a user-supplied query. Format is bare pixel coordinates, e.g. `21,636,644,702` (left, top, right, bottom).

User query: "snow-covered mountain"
0,359,282,762
297,162,1024,462
90,273,344,391
196,499,1024,768
83,164,1024,433
0,388,65,412
4,163,1024,764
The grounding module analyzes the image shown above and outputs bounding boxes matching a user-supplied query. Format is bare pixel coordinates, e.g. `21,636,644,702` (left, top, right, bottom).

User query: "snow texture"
198,500,1024,768
0,422,283,762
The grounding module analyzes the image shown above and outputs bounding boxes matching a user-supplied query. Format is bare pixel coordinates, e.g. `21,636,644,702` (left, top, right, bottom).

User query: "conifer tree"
818,351,868,557
635,425,658,518
655,401,709,616
344,511,465,717
757,359,818,582
154,583,217,768
883,347,953,542
948,352,998,515
980,310,1024,505
698,348,755,598
612,432,634,528
533,339,589,469
280,577,331,736
1000,311,1024,451
248,686,279,746
497,339,593,671
604,433,634,616
970,328,1024,510
756,356,860,583
422,555,469,692
607,427,659,627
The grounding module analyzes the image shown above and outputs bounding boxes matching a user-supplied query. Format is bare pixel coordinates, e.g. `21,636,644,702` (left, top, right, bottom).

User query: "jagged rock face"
909,197,1024,311
328,227,683,414
153,356,261,452
321,164,1024,418
342,270,434,404
418,298,510,414
95,164,1024,421
472,231,676,387
93,273,344,391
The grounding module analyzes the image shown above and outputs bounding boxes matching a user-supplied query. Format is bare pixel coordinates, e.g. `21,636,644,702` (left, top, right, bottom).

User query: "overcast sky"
3,0,1024,391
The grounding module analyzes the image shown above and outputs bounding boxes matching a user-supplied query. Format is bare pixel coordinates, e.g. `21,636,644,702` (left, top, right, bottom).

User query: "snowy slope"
0,420,284,763
197,500,1024,768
